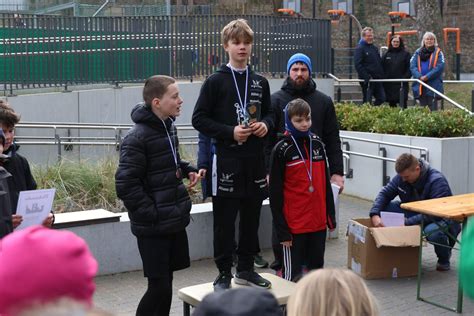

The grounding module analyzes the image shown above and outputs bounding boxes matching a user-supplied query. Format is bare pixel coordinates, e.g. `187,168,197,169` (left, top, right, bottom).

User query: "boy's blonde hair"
287,268,378,316
221,19,254,46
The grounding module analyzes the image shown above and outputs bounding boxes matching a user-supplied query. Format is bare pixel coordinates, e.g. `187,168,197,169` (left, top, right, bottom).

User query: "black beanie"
192,288,282,316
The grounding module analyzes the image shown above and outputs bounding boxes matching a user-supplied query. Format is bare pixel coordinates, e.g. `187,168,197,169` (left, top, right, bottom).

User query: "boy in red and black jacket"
269,98,336,282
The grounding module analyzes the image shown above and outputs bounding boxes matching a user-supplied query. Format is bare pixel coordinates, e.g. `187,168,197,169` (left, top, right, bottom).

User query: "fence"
332,47,356,79
0,14,331,92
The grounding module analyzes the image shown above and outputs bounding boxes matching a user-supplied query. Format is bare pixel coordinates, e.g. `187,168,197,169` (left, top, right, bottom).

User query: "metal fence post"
55,134,62,163
379,147,390,186
342,141,353,178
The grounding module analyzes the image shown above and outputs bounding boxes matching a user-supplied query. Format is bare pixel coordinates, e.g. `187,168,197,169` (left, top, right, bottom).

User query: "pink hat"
0,226,98,315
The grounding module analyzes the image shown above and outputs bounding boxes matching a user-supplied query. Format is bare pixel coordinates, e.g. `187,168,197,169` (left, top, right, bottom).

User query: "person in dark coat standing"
382,35,411,107
115,75,201,316
354,27,386,105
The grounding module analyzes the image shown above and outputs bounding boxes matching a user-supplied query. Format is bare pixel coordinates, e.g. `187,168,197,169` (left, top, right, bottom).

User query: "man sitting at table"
370,153,461,271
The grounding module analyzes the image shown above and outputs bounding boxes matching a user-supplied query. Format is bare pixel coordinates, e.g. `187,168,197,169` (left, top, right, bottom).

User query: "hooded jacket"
269,133,336,242
268,78,343,176
369,159,452,225
382,47,411,102
115,104,197,237
2,143,37,213
354,39,385,80
192,64,273,158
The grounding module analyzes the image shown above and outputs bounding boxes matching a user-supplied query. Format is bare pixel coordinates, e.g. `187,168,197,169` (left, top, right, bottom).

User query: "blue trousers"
385,201,461,265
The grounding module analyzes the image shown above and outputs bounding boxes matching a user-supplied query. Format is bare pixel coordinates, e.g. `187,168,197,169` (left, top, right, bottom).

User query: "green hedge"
335,103,474,137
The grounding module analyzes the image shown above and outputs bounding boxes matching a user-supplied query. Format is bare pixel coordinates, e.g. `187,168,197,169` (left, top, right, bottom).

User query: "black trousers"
282,230,327,282
419,95,437,111
213,196,262,273
360,82,386,105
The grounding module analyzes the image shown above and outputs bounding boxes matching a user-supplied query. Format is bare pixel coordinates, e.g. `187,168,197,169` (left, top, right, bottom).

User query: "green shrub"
335,103,474,137
32,158,123,213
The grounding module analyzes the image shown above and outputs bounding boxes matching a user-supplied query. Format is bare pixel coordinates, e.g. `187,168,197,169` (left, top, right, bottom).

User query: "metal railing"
0,14,331,93
326,73,474,115
340,134,429,186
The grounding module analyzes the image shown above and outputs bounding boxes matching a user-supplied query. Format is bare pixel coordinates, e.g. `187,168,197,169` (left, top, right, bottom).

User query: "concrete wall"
342,131,474,201
62,201,274,275
2,79,334,165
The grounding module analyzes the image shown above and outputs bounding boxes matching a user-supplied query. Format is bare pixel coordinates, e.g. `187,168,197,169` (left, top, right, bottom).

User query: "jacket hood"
412,159,430,190
215,64,255,75
130,103,174,129
281,76,317,96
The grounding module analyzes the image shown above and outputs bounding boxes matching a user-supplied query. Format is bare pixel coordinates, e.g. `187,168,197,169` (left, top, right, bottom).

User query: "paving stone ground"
93,195,473,315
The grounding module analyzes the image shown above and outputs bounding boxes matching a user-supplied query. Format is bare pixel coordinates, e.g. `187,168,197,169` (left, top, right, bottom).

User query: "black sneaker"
254,254,269,268
213,272,233,292
234,270,272,289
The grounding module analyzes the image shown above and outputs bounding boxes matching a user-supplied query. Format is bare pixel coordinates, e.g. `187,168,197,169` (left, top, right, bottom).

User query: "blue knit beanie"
287,53,312,77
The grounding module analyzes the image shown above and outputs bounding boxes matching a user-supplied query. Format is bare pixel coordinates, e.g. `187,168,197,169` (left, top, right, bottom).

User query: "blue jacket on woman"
410,47,445,98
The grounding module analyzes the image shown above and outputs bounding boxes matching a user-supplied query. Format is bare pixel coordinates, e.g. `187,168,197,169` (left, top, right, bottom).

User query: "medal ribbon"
229,64,249,125
161,118,178,169
290,135,313,187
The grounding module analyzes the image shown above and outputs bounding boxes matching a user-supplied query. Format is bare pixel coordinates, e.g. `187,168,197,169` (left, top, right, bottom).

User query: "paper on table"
331,183,340,208
380,211,405,227
15,188,56,230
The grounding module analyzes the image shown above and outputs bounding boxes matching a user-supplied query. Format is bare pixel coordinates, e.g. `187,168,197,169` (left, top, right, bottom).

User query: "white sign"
381,211,405,227
15,189,56,229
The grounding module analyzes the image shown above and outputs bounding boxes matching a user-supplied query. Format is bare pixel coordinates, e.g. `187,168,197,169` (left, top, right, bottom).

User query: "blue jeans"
384,201,461,265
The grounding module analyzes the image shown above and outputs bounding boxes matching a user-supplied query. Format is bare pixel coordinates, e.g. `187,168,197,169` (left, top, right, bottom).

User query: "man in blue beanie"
265,52,343,273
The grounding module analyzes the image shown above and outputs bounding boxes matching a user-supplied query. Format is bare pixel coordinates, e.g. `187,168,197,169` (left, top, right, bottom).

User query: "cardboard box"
347,218,420,279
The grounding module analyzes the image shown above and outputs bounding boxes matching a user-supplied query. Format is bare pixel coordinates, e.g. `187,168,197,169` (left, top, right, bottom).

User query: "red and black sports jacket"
269,134,336,242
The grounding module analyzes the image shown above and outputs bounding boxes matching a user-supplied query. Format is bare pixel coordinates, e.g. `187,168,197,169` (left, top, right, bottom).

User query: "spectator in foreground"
287,268,378,316
193,287,282,316
0,226,99,316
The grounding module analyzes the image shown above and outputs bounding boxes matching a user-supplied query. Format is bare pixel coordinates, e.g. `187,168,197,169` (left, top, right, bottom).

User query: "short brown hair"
286,98,311,119
221,19,254,46
0,100,20,128
361,26,374,37
142,75,176,107
395,153,419,173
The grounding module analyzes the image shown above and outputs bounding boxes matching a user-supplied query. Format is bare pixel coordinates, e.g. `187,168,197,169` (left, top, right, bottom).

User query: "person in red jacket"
269,98,336,282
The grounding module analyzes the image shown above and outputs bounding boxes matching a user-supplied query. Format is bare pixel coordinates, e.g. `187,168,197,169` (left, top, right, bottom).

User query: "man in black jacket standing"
267,53,344,272
268,53,344,188
354,27,386,105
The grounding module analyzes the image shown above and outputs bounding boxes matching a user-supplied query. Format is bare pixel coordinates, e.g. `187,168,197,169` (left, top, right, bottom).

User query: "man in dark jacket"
266,53,343,272
354,27,386,105
0,129,13,239
268,53,344,188
370,153,461,271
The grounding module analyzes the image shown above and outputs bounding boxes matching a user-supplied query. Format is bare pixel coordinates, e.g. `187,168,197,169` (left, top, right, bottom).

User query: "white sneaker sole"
234,277,272,289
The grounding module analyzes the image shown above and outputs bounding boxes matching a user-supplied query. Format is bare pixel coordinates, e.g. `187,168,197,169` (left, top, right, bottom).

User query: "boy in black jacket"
192,19,274,291
115,75,201,315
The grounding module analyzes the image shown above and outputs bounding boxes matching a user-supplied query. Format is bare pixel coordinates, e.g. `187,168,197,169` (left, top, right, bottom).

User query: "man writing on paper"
369,153,461,271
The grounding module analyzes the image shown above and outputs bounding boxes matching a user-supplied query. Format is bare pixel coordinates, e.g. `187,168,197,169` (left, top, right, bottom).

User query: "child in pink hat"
0,226,98,316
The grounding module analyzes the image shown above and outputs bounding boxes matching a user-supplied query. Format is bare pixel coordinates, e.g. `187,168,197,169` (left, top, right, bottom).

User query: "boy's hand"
371,215,385,227
233,125,253,143
187,172,200,188
330,174,345,193
12,214,23,229
250,122,268,137
198,169,207,178
42,213,54,228
280,240,292,247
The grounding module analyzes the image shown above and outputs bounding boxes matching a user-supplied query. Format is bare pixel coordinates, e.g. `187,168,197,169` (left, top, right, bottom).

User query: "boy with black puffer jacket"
192,19,274,291
269,98,336,282
115,75,201,316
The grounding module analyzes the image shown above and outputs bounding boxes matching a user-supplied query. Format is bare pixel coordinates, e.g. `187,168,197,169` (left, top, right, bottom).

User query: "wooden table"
177,273,296,316
401,193,474,313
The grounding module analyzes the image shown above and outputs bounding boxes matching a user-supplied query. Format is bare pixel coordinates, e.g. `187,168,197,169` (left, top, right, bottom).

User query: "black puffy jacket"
267,78,343,176
115,104,197,237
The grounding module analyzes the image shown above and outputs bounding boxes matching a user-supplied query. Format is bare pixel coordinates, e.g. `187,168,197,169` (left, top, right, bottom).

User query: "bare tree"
414,0,454,78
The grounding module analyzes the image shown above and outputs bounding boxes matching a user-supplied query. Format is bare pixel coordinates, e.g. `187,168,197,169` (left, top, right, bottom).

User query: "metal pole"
349,19,353,79
456,53,461,80
379,147,390,186
399,82,405,109
391,25,395,37
312,0,316,18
